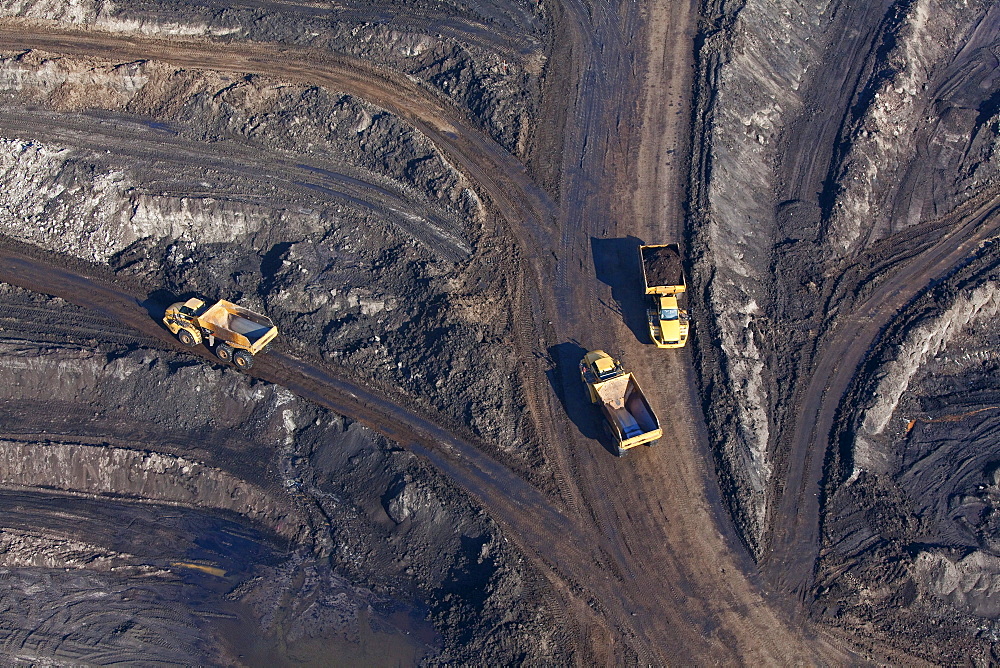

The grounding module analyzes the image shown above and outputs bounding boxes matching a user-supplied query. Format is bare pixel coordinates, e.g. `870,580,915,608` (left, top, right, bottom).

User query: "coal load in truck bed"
642,245,683,286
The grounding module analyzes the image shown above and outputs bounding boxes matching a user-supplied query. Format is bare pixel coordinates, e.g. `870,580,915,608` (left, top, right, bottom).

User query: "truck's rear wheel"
177,329,198,347
216,343,234,363
233,350,254,370
601,421,625,457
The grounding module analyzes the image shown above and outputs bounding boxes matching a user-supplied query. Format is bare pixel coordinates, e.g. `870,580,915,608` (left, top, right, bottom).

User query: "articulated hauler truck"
639,243,689,348
580,350,662,456
164,297,278,370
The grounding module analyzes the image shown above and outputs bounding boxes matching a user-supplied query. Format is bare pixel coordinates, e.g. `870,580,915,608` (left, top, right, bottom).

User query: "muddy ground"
0,0,996,664
691,0,1000,660
0,283,556,664
0,0,561,662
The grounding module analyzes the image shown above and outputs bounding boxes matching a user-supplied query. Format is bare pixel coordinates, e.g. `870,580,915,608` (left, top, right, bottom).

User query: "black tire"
233,350,254,370
647,439,659,448
216,343,234,363
177,329,197,347
602,421,625,457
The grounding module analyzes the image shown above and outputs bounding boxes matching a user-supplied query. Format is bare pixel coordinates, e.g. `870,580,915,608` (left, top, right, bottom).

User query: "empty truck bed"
596,375,659,438
225,313,273,343
200,302,276,344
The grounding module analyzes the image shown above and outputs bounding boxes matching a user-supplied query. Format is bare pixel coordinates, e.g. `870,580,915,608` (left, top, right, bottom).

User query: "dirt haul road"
0,10,843,665
0,0,983,664
534,0,845,663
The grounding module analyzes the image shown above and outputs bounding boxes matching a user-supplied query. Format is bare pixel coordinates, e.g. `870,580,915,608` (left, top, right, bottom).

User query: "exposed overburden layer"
693,0,1000,572
815,233,1000,659
692,0,835,553
0,0,545,154
0,439,305,537
826,0,989,250
0,48,479,263
855,283,1000,467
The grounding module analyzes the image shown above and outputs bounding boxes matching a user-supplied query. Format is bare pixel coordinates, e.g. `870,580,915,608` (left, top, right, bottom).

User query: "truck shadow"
590,236,649,344
546,342,619,457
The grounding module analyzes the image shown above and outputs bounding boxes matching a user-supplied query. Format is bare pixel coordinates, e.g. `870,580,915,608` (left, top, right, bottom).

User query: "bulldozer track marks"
0,303,154,348
763,187,1000,595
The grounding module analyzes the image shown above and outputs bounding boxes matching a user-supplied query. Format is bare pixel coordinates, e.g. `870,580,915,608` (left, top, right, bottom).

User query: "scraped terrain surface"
0,0,996,663
691,0,1000,660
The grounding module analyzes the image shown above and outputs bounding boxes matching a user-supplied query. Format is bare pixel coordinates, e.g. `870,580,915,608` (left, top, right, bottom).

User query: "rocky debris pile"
384,475,439,524
824,0,995,251
0,528,145,571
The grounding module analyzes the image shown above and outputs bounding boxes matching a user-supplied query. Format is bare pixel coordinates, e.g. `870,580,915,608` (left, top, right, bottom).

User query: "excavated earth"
0,0,998,664
692,0,1000,661
0,0,558,664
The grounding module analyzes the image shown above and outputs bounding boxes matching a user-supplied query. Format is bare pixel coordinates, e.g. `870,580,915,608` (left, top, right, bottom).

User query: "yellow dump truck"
163,298,278,370
579,350,662,456
639,243,689,348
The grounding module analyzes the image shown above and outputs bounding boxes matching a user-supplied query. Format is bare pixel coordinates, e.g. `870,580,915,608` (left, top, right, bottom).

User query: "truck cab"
165,298,208,327
580,350,625,402
648,294,689,348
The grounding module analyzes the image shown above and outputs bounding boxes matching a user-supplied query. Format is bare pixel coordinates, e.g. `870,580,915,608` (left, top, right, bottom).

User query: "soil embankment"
691,0,1000,659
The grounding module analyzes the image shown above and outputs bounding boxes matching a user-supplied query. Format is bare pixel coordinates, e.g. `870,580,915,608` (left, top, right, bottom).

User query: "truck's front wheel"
233,350,254,370
177,329,198,347
216,343,234,363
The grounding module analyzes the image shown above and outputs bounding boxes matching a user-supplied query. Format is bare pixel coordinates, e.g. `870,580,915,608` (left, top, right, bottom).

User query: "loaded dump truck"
639,243,689,348
579,350,662,456
164,298,278,370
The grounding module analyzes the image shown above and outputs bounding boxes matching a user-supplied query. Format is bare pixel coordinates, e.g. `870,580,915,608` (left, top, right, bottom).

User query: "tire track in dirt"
0,107,472,263
0,241,692,663
763,189,1000,597
0,302,156,347
0,21,558,252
